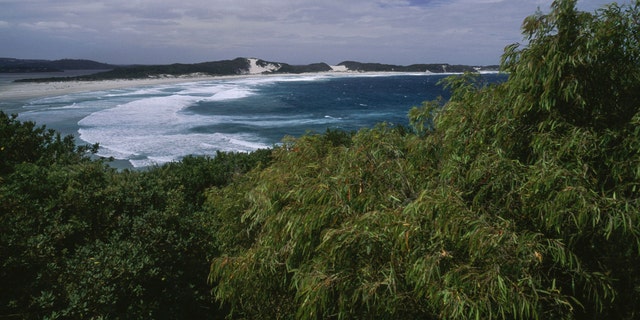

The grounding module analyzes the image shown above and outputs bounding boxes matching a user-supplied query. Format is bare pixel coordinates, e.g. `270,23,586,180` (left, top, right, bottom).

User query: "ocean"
2,73,505,168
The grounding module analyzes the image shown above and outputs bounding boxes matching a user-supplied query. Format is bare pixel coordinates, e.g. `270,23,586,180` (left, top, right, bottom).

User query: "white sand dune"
247,58,281,74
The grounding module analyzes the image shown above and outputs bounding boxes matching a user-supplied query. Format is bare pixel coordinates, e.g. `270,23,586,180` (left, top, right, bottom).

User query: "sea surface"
1,73,505,168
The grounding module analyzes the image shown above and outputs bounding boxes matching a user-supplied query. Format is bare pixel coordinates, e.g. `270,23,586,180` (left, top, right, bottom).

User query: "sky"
0,0,627,66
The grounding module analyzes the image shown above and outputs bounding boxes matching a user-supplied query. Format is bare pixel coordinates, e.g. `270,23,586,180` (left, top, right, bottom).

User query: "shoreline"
0,76,225,102
0,71,502,170
0,71,499,103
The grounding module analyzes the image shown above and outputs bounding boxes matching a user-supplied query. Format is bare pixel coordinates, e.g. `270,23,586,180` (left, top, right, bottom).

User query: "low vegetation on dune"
2,0,640,318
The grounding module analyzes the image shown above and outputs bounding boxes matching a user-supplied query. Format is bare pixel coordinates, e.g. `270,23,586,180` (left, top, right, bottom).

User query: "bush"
208,1,640,318
0,112,270,319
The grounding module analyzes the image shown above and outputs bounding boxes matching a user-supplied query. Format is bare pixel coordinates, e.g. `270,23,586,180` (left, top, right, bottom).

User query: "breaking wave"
14,73,505,167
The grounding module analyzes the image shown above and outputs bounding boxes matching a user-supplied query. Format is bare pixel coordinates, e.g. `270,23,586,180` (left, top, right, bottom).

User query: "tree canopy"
0,111,272,319
208,0,640,318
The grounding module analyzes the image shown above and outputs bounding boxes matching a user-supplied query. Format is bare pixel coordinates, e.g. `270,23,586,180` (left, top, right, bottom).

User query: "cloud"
20,20,83,30
0,0,629,65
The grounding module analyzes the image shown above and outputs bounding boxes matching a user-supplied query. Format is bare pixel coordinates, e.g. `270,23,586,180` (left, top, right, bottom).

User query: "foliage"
0,111,271,319
208,125,431,319
0,112,98,175
3,1,640,318
208,1,640,319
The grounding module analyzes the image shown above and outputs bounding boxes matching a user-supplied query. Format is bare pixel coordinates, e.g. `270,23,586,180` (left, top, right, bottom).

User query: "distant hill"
336,61,499,73
12,57,500,82
78,58,334,79
48,59,116,70
0,58,115,73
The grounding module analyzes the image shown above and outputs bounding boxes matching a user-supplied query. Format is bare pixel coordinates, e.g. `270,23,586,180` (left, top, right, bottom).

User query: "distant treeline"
8,57,499,82
0,58,115,73
337,61,495,73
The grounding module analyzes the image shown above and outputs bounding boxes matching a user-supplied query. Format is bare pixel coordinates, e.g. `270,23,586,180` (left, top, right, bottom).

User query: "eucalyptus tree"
208,0,640,319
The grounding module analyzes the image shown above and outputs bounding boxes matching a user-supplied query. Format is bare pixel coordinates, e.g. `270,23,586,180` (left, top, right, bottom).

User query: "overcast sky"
0,0,625,66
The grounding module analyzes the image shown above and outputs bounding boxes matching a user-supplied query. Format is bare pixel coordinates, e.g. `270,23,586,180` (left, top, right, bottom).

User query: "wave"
76,82,268,167
232,74,333,85
81,129,270,168
102,87,167,98
14,73,479,167
206,87,255,101
73,75,388,166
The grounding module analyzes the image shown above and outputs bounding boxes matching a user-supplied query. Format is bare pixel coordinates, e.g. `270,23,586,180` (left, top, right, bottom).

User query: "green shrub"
208,1,640,318
0,112,270,319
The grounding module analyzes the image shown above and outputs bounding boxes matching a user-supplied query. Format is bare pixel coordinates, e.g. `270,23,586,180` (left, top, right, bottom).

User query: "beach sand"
0,68,424,103
0,69,403,103
0,76,224,102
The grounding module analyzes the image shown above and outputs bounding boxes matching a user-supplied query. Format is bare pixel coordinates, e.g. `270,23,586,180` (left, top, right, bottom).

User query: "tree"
1,111,271,319
208,1,640,318
0,112,98,175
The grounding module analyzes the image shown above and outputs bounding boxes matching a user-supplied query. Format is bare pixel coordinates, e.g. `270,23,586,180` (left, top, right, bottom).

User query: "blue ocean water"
8,73,505,167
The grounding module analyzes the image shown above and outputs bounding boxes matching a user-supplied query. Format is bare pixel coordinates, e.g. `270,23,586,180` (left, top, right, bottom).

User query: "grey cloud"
0,0,628,65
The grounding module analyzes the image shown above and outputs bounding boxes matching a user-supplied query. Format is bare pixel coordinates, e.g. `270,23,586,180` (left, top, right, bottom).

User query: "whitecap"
76,84,270,167
225,115,341,128
93,132,269,168
21,73,459,168
206,87,255,101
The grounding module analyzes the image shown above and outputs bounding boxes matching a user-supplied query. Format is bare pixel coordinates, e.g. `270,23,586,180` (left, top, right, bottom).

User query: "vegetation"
0,112,272,319
10,58,495,82
209,0,640,319
14,58,253,82
2,0,640,319
0,58,114,73
336,61,487,73
13,58,332,82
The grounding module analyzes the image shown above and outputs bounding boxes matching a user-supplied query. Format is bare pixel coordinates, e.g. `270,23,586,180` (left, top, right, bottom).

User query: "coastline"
0,75,228,171
0,71,501,170
0,76,224,102
0,70,489,103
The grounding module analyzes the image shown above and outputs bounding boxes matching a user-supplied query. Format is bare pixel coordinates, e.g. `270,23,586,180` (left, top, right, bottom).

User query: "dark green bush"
208,1,640,318
0,112,270,319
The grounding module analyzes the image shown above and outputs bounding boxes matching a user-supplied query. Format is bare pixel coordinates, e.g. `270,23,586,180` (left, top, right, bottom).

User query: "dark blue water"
185,75,453,141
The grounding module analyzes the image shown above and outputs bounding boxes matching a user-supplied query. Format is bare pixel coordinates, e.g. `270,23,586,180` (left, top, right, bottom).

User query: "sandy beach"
0,70,429,103
0,76,225,102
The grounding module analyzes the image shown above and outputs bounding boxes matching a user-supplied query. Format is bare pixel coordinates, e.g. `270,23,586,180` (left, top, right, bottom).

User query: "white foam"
84,129,269,167
31,73,444,168
103,87,166,97
206,87,255,101
76,83,269,167
72,75,361,167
